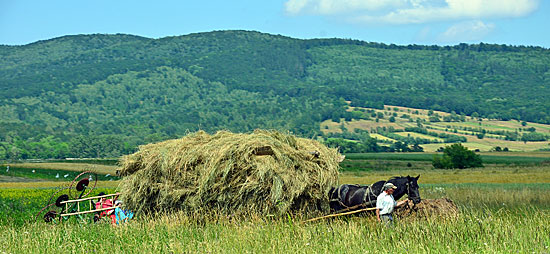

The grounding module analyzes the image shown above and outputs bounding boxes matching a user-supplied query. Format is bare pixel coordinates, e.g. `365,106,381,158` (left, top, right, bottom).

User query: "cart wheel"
44,210,58,222
35,203,57,223
69,171,97,199
55,194,69,207
76,179,89,191
44,187,70,209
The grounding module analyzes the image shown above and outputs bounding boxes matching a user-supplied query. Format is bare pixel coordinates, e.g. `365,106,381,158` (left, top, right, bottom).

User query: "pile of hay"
395,198,459,219
117,130,342,217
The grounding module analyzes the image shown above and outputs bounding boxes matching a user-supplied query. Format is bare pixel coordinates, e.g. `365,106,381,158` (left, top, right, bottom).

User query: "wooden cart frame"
59,193,121,219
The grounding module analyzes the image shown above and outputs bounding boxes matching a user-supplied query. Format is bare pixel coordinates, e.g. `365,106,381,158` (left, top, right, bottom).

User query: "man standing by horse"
376,182,408,226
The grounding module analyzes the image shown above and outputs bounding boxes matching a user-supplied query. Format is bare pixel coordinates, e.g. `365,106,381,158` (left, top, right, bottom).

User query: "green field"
0,166,119,182
343,152,550,167
1,161,549,253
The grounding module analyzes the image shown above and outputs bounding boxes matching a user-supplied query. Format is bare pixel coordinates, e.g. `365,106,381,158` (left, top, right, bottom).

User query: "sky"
1,0,549,48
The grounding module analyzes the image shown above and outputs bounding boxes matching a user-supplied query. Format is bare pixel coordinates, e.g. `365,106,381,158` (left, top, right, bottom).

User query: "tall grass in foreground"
1,185,549,253
0,208,548,253
421,183,550,210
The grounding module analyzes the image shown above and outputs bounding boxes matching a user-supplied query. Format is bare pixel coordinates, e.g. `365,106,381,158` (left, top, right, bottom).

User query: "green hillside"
1,30,550,159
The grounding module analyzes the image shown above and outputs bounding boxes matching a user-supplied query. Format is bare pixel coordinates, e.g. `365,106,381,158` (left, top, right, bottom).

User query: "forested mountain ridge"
1,30,549,159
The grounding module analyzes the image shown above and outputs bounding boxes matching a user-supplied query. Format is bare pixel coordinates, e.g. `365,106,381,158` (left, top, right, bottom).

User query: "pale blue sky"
1,0,548,47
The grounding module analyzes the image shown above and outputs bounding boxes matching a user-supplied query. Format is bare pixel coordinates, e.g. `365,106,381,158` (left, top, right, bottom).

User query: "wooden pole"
335,204,364,213
60,206,115,217
60,193,120,204
303,207,377,223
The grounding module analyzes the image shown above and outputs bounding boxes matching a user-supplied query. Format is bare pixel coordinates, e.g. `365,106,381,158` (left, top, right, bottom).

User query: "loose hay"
395,198,459,219
117,130,341,217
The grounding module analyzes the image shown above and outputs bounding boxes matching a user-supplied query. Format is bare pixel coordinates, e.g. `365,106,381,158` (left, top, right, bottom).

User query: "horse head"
406,175,421,204
386,175,421,204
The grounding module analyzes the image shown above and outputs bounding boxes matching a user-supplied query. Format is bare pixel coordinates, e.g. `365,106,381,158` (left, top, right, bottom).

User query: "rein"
404,180,419,211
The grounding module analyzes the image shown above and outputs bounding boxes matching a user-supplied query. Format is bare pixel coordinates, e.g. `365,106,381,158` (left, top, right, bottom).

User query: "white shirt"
376,192,396,215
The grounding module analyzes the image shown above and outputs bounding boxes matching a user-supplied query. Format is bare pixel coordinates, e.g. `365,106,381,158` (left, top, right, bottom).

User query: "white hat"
383,183,397,190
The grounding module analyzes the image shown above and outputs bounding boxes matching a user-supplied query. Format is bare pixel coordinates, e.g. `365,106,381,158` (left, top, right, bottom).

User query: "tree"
432,154,452,169
411,144,424,152
432,143,483,169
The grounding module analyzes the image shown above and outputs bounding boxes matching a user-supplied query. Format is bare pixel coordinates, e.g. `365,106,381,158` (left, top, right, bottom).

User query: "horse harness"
330,184,376,211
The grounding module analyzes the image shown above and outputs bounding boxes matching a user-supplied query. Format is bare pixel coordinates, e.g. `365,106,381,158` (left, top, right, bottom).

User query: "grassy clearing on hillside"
393,132,445,142
421,142,493,152
528,122,550,132
324,104,550,152
345,119,414,133
369,133,397,142
434,121,516,132
494,120,550,133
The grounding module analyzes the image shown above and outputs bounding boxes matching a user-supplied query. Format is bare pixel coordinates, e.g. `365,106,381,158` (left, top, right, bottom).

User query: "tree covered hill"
1,30,549,159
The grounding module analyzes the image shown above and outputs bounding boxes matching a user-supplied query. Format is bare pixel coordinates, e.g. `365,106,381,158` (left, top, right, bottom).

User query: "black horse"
329,175,421,212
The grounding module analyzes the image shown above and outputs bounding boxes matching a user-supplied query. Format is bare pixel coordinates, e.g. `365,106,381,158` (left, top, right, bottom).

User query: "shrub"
432,143,483,169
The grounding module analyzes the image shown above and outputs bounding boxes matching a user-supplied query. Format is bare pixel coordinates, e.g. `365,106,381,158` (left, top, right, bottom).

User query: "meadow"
339,152,550,173
4,162,118,175
343,152,550,163
0,158,549,253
